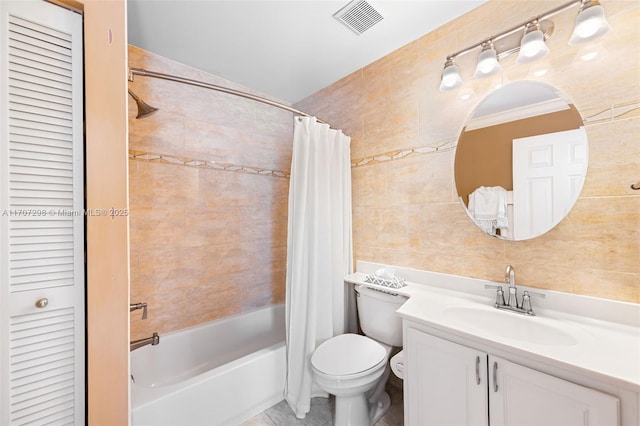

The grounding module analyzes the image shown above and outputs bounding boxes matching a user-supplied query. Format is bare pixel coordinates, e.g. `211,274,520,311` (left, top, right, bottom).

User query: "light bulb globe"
440,62,462,91
474,47,501,78
516,29,549,64
569,4,611,45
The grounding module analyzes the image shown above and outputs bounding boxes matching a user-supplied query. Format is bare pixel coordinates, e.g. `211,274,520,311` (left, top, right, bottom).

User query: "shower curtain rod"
128,67,328,125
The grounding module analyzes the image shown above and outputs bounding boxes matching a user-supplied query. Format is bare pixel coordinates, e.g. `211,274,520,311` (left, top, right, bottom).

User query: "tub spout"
130,332,160,351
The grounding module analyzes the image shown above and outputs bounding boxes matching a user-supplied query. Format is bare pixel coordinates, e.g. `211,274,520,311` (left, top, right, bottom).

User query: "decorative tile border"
351,138,457,168
131,99,638,175
582,99,640,125
129,150,290,178
351,98,640,169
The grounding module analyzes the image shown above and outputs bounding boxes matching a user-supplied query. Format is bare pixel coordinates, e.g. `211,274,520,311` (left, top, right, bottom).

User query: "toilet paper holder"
390,350,404,379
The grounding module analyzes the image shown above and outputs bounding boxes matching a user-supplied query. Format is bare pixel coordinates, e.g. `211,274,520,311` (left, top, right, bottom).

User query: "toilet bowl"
311,334,390,425
311,284,408,425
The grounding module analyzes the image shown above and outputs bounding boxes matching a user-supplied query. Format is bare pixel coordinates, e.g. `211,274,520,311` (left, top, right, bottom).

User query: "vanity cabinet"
405,327,488,425
405,327,620,426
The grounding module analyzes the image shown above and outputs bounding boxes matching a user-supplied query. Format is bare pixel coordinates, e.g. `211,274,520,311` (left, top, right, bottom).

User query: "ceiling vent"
334,0,384,35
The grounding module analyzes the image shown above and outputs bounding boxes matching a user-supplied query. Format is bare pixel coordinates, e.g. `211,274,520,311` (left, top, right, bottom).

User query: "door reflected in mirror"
454,81,588,241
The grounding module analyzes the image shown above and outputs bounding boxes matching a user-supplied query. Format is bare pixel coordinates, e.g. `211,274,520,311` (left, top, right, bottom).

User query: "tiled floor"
241,383,403,426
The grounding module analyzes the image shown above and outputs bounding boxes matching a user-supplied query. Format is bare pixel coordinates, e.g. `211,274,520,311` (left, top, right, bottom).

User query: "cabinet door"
489,355,619,426
405,328,488,426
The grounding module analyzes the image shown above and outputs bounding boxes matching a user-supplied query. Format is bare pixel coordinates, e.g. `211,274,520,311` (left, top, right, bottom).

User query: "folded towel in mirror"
468,186,509,235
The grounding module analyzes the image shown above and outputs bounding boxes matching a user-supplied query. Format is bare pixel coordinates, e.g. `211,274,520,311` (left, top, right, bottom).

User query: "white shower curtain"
285,116,353,419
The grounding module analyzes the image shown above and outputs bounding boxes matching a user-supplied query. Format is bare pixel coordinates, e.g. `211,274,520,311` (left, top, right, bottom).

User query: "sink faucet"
485,265,546,316
504,265,519,308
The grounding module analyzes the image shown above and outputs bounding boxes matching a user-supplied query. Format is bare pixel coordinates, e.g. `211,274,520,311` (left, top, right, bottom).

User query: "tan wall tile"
128,107,185,155
352,163,390,208
415,203,504,258
363,94,420,156
506,197,639,274
130,160,201,208
130,0,640,339
582,117,640,197
198,168,290,208
385,152,455,205
129,45,290,338
571,270,639,303
182,117,290,171
129,206,185,251
297,0,640,303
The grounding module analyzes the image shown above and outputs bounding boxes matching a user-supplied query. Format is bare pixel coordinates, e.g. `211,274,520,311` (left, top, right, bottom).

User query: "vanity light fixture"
474,41,501,78
439,57,463,91
516,20,549,64
439,0,612,91
569,0,611,45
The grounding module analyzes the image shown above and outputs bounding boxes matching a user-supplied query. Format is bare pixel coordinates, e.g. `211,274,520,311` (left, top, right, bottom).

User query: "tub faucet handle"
130,332,160,351
130,302,148,320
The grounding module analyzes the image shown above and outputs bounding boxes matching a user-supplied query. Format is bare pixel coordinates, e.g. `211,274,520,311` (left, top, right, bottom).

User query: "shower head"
127,89,158,119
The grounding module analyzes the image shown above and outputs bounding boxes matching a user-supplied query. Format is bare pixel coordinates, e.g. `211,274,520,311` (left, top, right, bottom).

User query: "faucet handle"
521,290,545,315
484,284,506,307
130,302,148,320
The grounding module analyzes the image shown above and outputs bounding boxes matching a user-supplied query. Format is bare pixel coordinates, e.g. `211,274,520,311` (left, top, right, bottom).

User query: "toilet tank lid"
311,334,386,376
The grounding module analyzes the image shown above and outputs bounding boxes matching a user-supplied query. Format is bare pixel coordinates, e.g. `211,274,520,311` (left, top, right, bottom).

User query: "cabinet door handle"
493,361,498,392
475,356,481,385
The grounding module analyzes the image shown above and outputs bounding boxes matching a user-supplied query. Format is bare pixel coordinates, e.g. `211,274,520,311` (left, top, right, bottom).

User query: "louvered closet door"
0,1,84,425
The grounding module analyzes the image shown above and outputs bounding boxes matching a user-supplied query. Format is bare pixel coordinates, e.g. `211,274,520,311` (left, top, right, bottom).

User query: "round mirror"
454,81,588,241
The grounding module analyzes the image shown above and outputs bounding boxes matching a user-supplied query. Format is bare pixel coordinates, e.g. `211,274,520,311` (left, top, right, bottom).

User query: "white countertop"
345,270,640,392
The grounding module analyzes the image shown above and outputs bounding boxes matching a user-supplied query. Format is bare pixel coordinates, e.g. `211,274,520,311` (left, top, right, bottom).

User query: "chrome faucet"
484,265,545,316
504,265,518,308
130,332,160,351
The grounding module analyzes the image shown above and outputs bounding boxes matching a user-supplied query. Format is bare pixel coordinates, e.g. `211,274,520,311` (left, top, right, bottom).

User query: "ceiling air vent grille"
334,0,384,35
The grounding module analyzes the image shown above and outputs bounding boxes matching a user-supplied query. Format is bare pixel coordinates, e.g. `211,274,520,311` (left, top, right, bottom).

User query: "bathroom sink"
442,305,579,346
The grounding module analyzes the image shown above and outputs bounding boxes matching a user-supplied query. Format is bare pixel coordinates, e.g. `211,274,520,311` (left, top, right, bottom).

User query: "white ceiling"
127,0,486,104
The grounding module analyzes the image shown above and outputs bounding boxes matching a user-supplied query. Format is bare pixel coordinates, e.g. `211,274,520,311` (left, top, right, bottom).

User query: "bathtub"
131,304,286,426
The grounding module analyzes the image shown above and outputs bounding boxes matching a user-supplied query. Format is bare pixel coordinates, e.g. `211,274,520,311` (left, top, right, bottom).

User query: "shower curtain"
285,116,353,419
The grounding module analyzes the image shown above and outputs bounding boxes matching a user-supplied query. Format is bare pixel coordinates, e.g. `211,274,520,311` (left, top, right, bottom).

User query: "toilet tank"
355,284,408,347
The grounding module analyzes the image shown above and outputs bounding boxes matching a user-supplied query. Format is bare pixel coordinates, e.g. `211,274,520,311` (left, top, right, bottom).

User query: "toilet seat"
311,334,387,379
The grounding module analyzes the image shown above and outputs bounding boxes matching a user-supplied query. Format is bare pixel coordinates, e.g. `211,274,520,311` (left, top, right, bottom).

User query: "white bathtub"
131,304,286,426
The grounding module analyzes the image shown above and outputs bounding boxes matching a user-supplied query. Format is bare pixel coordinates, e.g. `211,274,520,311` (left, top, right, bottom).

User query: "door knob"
35,298,48,308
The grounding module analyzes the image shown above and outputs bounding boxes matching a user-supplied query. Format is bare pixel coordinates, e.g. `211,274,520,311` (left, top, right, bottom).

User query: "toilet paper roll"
390,350,404,380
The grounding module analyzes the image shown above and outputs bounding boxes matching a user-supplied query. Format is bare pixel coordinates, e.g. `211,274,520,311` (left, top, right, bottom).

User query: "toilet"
311,284,408,425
